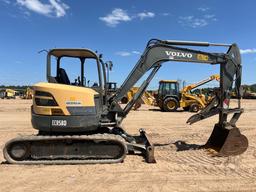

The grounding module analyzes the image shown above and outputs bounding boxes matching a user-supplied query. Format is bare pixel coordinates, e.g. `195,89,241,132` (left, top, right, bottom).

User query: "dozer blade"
205,124,248,156
125,129,156,163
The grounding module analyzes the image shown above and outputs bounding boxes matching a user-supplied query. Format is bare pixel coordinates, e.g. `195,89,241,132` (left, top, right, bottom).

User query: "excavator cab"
31,49,107,132
47,49,103,92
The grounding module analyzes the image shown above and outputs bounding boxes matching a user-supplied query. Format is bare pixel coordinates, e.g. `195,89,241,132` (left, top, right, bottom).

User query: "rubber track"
3,134,127,165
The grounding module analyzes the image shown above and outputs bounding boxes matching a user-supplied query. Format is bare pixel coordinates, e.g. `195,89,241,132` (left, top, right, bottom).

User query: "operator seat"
58,68,70,85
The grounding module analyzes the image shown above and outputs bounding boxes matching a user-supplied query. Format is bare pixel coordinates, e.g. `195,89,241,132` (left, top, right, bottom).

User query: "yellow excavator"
3,39,248,164
156,75,220,112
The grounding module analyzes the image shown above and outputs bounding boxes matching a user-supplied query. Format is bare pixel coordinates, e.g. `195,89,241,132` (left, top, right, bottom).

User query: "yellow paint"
33,82,98,115
69,97,76,101
197,54,209,61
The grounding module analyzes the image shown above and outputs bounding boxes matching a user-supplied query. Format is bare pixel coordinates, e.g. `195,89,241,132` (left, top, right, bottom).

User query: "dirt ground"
0,99,255,192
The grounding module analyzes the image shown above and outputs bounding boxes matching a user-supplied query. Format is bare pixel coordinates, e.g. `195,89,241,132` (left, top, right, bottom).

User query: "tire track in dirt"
157,147,256,179
173,150,222,166
234,168,256,179
1,100,256,192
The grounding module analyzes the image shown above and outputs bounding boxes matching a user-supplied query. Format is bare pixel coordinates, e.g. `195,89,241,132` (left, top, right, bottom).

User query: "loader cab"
156,80,180,111
158,80,180,97
47,49,105,94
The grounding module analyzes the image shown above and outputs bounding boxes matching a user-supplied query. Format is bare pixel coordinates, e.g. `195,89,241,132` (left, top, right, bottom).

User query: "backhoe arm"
182,74,220,93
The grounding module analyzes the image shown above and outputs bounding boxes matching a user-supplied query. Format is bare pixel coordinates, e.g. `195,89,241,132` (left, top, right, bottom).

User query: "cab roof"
48,48,98,59
159,80,178,83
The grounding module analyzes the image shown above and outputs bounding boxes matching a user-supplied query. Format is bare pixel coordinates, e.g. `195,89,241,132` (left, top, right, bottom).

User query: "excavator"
156,74,220,112
3,39,248,164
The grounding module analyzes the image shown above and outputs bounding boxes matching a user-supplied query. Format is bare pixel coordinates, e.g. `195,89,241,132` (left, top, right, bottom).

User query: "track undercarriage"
3,128,156,164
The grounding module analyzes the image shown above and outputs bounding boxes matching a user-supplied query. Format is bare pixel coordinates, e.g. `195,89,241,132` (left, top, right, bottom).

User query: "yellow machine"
242,86,256,99
3,40,248,164
121,87,156,110
21,87,33,99
0,89,16,99
180,74,220,112
156,75,220,112
123,75,220,112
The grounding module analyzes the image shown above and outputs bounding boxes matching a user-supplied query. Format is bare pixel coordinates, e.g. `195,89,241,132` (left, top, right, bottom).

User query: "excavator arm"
107,39,248,156
109,39,240,119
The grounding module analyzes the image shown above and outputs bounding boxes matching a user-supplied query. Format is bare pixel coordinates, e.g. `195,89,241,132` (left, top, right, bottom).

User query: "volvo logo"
165,51,193,59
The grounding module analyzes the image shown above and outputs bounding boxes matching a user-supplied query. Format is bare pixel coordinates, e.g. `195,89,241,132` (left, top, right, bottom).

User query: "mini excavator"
3,39,248,164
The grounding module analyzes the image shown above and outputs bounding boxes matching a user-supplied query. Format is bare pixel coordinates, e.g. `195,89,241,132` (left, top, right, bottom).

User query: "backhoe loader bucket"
205,124,248,156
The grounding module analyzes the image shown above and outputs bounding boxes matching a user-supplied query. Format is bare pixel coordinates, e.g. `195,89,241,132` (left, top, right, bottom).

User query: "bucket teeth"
205,124,248,156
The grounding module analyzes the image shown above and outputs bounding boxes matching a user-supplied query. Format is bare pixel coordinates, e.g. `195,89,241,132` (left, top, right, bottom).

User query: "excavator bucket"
205,124,248,156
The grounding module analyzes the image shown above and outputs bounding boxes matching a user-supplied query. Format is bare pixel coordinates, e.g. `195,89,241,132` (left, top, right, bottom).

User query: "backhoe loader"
157,74,220,112
3,39,248,164
121,87,156,110
21,87,33,99
242,86,256,99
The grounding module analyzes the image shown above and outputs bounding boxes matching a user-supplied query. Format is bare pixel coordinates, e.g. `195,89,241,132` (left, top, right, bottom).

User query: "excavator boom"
111,40,224,106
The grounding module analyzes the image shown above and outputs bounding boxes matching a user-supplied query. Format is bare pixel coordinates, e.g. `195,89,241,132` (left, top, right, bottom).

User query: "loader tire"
121,96,129,104
183,106,190,111
163,97,178,112
189,103,200,112
133,101,142,110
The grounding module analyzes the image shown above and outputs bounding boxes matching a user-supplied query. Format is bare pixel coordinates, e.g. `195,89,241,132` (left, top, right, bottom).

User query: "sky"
0,0,255,89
